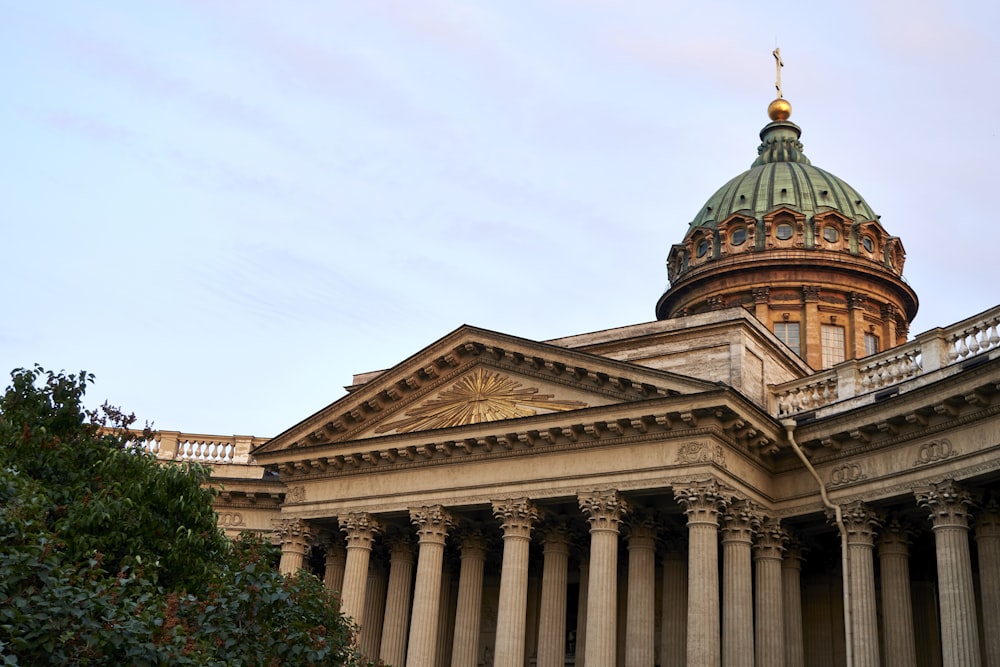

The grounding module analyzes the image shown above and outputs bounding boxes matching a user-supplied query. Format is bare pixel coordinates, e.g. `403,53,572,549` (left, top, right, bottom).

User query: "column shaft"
575,558,589,667
754,521,785,667
276,518,313,576
381,539,416,667
360,565,387,658
918,481,982,667
676,483,726,667
842,502,879,667
878,522,916,667
537,527,571,667
450,534,487,667
721,504,755,667
977,506,1000,667
406,506,454,667
493,498,540,667
781,548,804,667
579,490,629,667
660,548,688,667
324,543,347,595
625,523,656,667
340,513,382,629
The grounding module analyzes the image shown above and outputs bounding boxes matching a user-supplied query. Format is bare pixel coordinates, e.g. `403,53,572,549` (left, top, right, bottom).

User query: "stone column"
781,542,805,667
492,498,540,667
977,500,1000,667
625,515,657,667
324,540,347,596
720,501,756,667
360,562,388,659
537,522,571,667
754,519,785,667
578,489,629,667
380,535,416,667
275,517,314,576
339,512,382,628
916,480,982,667
675,482,727,667
451,531,487,667
660,541,688,667
436,563,455,667
841,501,880,667
407,506,455,667
878,519,917,667
575,557,589,667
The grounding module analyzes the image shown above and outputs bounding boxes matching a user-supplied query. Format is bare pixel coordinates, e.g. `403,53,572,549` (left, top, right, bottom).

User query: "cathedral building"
152,91,1000,667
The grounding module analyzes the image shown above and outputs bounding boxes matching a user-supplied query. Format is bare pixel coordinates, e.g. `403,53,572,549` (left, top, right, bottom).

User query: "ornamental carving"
754,519,786,559
674,481,729,523
578,489,629,532
721,500,760,543
829,462,867,486
915,480,974,528
914,439,957,466
836,501,880,545
218,511,244,527
676,442,727,468
339,512,383,548
274,517,314,549
492,498,540,538
287,485,306,503
375,368,587,434
409,505,455,543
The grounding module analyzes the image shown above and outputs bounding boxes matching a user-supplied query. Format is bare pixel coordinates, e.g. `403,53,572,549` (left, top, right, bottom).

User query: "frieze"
218,511,245,527
913,439,957,466
829,461,867,487
675,442,728,469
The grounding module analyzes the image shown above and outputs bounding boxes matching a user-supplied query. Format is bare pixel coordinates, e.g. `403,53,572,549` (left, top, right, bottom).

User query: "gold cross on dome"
773,48,784,98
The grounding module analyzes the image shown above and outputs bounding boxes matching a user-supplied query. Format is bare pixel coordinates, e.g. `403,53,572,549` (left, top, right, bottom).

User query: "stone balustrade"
133,430,267,465
773,305,1000,417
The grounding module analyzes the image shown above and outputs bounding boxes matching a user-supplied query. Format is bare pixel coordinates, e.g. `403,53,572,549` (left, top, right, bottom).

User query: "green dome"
687,120,877,232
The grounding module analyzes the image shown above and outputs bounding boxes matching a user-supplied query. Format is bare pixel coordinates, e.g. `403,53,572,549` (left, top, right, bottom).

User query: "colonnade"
273,479,1000,667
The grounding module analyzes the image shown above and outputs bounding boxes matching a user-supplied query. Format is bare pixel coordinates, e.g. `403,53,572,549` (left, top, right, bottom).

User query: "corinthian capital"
916,479,975,529
673,481,728,525
274,517,314,550
838,501,880,545
409,505,455,544
578,489,629,532
338,511,383,548
492,498,540,539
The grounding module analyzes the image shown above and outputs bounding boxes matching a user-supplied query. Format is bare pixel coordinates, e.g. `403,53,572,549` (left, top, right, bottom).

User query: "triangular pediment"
253,325,717,459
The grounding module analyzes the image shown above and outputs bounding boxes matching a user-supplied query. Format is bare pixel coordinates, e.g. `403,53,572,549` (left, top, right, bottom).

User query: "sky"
3,1,999,438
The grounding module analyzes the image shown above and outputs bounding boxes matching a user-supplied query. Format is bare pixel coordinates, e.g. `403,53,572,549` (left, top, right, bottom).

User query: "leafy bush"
0,366,378,666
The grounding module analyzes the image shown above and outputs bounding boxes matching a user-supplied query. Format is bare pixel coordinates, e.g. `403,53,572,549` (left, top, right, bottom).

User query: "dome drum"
657,100,918,369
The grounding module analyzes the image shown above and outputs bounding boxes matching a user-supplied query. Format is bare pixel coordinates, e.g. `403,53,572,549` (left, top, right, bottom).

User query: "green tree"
0,366,379,666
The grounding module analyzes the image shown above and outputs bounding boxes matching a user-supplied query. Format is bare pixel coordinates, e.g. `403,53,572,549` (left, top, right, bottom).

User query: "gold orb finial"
768,98,792,121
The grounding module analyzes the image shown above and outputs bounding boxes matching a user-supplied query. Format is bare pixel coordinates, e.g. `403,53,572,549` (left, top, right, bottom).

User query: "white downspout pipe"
782,418,853,667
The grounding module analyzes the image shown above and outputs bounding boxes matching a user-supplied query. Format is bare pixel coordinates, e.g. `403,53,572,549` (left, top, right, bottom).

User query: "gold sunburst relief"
374,368,587,434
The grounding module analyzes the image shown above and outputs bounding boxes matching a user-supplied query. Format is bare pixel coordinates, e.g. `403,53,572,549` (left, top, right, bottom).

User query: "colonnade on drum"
271,479,1000,667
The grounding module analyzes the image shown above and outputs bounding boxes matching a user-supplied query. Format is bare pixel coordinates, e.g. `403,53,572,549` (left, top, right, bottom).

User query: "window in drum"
731,226,747,246
823,226,839,242
776,223,793,240
774,322,801,357
821,324,847,368
697,239,709,258
864,332,880,356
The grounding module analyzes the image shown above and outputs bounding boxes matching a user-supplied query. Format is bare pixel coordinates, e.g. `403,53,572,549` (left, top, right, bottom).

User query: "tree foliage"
0,366,376,666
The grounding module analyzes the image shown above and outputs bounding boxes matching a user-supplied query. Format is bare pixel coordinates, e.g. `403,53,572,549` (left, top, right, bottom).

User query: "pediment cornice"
254,325,718,456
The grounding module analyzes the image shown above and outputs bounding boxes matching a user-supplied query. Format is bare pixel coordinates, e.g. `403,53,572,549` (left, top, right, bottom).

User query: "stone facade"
146,99,1000,667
